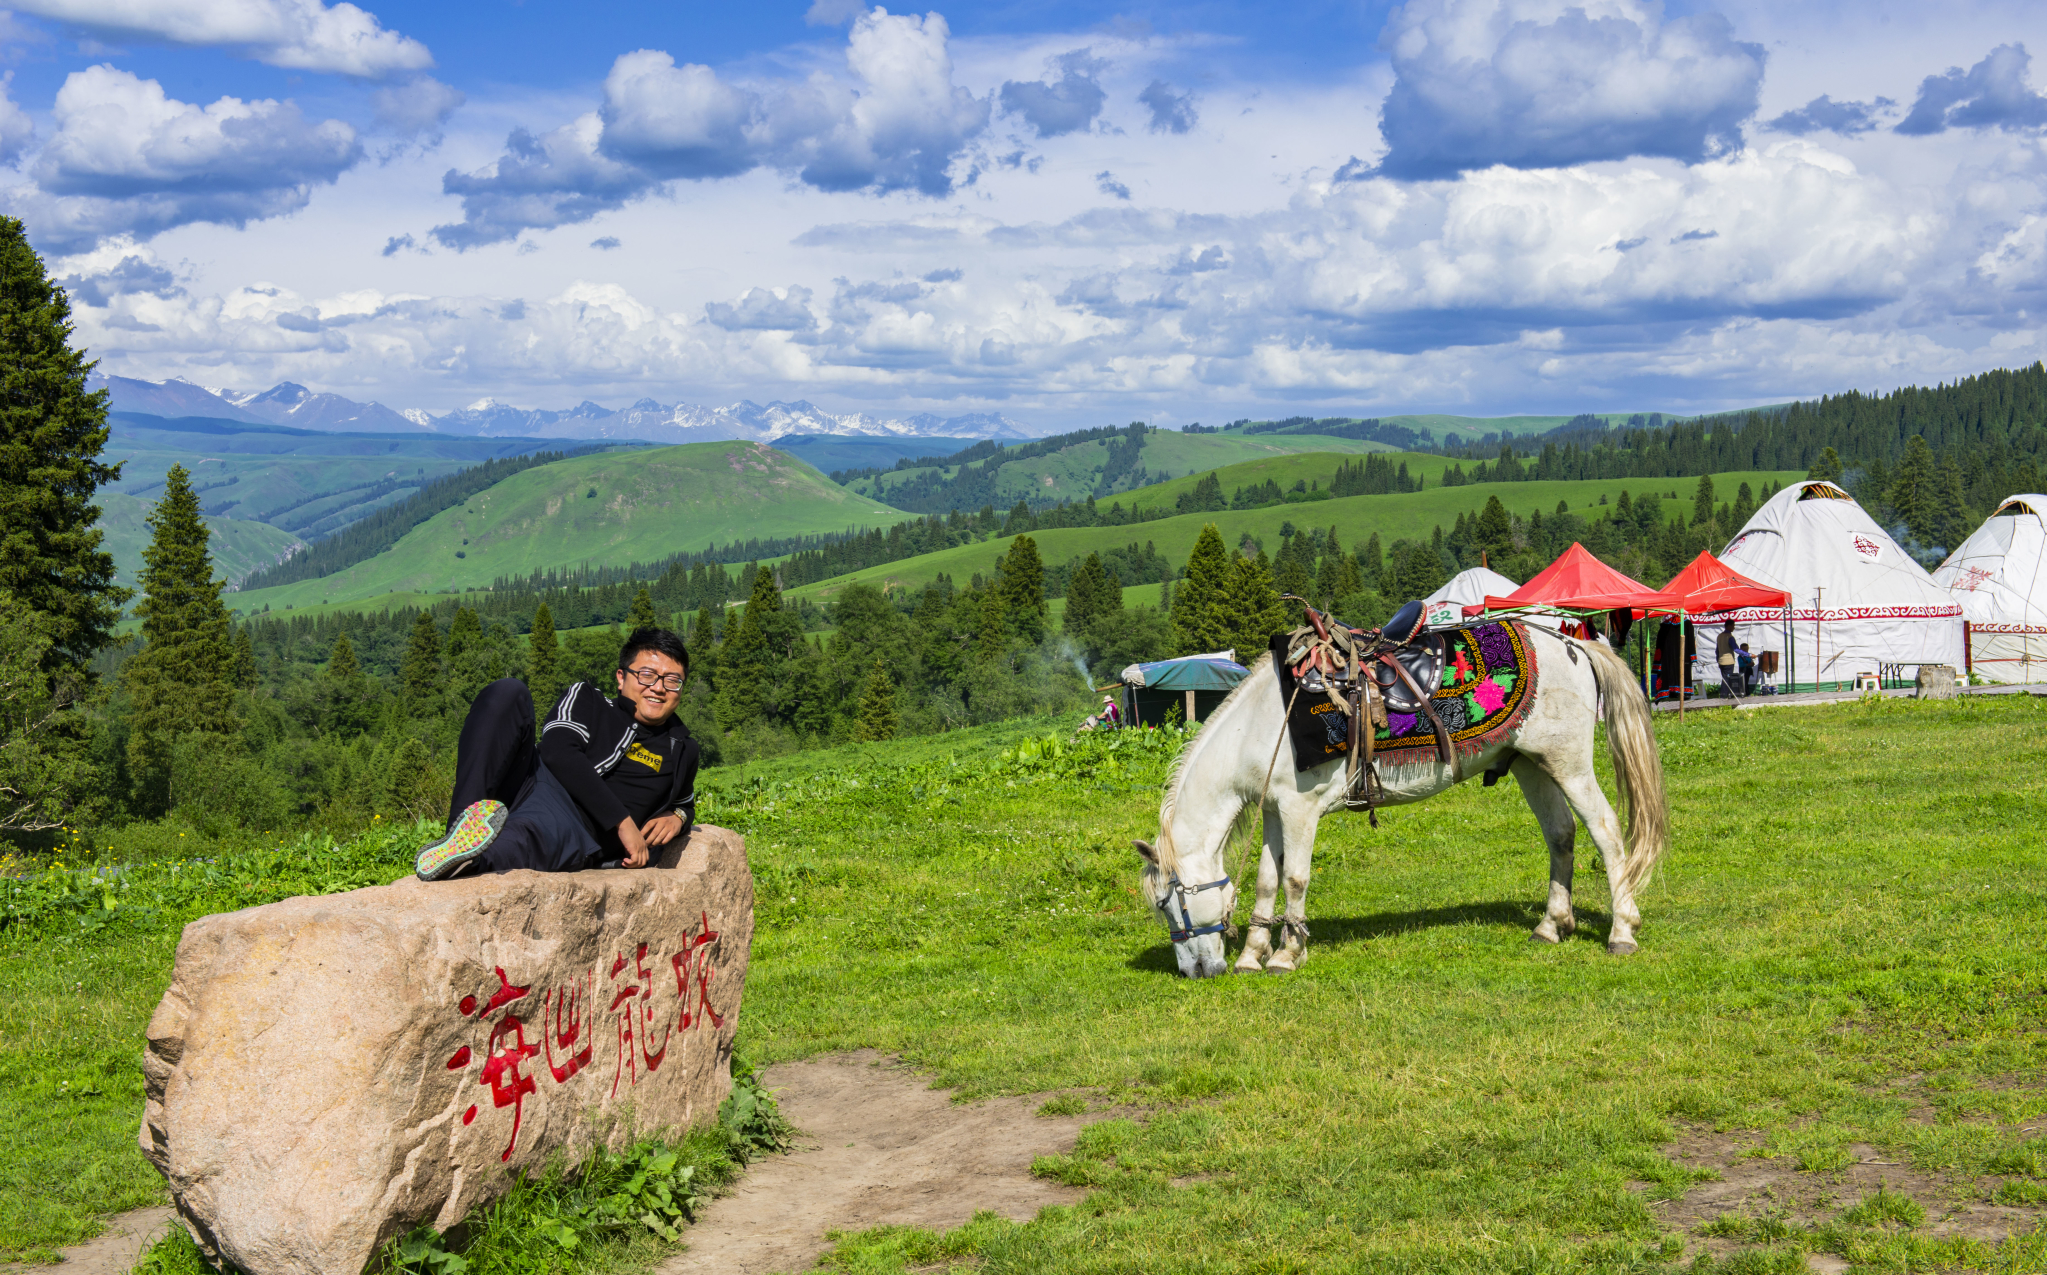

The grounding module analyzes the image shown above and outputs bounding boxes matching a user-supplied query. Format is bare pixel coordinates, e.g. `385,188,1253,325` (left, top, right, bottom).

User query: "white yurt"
1714,480,1964,690
1932,494,2047,682
1427,566,1522,609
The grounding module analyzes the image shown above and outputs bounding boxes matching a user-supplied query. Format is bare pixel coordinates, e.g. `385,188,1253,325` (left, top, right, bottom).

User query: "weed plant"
6,696,2047,1273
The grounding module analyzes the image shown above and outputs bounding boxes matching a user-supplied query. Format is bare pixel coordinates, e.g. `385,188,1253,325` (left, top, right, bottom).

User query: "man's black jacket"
538,681,700,841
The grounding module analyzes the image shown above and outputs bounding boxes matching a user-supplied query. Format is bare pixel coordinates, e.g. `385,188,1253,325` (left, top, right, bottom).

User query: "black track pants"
447,678,539,829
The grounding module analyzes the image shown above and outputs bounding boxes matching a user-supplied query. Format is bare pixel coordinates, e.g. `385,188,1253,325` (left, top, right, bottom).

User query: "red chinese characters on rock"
443,917,723,1162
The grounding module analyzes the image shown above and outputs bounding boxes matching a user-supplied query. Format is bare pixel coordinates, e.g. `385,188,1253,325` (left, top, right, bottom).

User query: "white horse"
1134,624,1668,978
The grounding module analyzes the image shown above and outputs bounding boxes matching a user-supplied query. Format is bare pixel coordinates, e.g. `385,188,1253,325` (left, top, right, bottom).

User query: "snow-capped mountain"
91,375,1035,442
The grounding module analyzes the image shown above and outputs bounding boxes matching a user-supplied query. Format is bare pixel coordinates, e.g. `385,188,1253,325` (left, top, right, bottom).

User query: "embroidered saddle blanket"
1275,620,1539,773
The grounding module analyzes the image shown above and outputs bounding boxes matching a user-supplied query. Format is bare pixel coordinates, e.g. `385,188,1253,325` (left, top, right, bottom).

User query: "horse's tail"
1583,639,1669,897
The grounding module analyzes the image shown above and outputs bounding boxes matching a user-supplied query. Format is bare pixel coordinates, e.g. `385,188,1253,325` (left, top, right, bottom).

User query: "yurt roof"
1933,493,2047,626
1427,566,1521,608
1718,480,1959,620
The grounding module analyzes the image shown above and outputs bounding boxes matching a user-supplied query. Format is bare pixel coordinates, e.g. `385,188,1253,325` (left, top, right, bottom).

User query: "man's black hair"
619,627,690,677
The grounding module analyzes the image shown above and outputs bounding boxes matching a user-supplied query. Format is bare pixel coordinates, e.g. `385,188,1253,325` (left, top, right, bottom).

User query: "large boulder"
139,825,753,1275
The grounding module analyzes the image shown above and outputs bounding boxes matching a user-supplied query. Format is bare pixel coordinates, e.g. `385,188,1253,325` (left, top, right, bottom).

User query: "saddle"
1278,597,1460,822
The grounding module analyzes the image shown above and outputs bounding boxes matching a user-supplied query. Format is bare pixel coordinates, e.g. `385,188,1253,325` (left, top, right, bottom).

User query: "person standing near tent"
1737,643,1756,695
1715,619,1744,700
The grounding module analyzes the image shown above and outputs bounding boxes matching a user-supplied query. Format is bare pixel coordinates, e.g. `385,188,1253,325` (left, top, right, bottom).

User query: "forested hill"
1469,363,2047,502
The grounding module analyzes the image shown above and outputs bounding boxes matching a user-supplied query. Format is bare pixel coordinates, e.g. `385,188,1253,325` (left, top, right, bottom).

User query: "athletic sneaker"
415,800,508,880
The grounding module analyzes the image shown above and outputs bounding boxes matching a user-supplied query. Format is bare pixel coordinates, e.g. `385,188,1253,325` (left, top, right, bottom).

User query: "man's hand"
642,813,685,846
617,817,651,869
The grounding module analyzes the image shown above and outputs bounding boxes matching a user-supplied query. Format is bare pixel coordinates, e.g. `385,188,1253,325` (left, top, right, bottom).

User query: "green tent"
1117,653,1249,727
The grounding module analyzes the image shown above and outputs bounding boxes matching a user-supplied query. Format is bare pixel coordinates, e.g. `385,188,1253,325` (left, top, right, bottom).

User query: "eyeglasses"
624,666,685,692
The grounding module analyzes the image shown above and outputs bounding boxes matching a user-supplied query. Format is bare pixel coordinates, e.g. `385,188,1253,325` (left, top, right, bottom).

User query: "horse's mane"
1155,650,1272,874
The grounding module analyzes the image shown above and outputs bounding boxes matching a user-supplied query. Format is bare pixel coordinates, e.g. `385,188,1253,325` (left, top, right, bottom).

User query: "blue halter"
1159,871,1233,943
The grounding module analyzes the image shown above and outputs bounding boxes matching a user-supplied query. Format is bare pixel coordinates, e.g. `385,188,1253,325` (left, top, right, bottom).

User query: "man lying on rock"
414,626,701,880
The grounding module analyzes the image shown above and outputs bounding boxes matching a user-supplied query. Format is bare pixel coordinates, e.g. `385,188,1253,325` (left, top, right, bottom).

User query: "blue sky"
4,0,2047,431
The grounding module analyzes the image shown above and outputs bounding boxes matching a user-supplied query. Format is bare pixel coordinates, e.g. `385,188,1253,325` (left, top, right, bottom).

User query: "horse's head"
1133,836,1234,978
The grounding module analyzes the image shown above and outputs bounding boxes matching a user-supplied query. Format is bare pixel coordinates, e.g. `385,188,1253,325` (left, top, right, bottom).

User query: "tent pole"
1679,608,1686,723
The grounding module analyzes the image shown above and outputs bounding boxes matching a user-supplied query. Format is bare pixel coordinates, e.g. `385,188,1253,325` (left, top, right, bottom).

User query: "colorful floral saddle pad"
1276,620,1539,773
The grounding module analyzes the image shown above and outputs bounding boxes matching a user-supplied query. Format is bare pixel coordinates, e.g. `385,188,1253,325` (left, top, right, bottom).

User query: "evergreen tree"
528,603,560,705
1691,474,1716,526
1171,524,1236,656
1889,435,1938,543
445,606,486,707
1395,536,1446,599
322,632,372,736
1732,481,1756,529
855,658,898,741
1474,496,1513,563
0,589,91,831
1230,550,1288,659
1930,453,1970,551
1808,446,1842,483
693,604,717,649
0,216,126,675
1359,532,1385,591
976,588,1009,662
328,632,361,680
998,534,1047,642
401,610,443,710
122,464,239,813
1065,552,1116,636
629,585,658,631
230,627,256,689
1274,542,1313,623
447,607,481,656
715,564,784,731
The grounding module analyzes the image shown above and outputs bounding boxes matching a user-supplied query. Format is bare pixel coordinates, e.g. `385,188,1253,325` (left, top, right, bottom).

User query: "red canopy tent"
1472,542,1662,614
1635,550,1790,615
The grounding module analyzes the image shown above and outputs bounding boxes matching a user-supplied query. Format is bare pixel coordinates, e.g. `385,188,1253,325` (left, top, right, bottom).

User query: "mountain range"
87,373,1033,443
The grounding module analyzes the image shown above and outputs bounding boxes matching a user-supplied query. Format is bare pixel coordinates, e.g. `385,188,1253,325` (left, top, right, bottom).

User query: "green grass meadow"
5,696,2045,1272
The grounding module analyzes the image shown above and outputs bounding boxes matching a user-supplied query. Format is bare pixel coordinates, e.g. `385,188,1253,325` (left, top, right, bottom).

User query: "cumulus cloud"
1376,0,1765,179
433,9,988,249
1095,170,1131,200
1138,79,1196,134
705,285,816,331
54,237,182,305
6,0,431,78
0,75,34,164
999,49,1106,139
1763,94,1892,136
373,76,463,136
1896,44,2047,136
11,65,361,250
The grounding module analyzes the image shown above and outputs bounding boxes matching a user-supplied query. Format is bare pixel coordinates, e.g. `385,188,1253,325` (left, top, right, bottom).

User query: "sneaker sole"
417,800,508,880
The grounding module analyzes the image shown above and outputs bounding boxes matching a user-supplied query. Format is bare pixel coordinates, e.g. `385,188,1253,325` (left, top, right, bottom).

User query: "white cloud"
431,7,989,249
1138,79,1196,134
373,76,464,137
11,65,360,250
1376,0,1765,178
999,49,1106,139
0,75,34,165
1896,43,2047,135
6,0,432,78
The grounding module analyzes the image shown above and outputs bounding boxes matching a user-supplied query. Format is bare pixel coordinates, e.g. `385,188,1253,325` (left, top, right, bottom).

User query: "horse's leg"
1510,757,1577,943
1542,759,1641,954
1234,817,1280,974
1263,802,1318,973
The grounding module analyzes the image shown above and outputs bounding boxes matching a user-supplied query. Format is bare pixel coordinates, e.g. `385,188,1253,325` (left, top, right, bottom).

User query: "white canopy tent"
1714,480,1964,690
1933,494,2047,682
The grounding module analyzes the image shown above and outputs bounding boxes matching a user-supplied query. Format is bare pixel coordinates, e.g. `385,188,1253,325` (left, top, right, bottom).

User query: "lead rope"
1234,680,1303,941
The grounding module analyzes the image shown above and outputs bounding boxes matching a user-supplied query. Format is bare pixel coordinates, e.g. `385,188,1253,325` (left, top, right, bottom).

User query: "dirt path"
4,1208,172,1275
661,1051,1102,1275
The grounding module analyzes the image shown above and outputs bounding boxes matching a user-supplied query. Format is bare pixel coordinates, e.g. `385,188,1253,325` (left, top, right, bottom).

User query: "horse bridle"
1157,871,1234,943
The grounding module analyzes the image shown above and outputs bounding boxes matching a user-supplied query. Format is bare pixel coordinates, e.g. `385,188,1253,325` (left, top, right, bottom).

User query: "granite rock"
139,825,753,1275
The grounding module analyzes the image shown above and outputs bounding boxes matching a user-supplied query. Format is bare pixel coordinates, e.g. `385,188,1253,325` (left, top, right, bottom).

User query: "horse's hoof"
1607,940,1637,956
1530,926,1560,944
1232,956,1263,974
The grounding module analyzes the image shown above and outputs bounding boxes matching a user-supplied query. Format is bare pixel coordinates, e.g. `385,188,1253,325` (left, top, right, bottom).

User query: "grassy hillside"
787,467,1804,603
227,441,907,613
769,434,979,476
846,431,1393,508
103,413,582,535
97,493,303,591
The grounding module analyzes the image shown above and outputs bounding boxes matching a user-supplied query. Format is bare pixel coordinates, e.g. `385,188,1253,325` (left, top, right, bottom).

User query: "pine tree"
1065,552,1116,636
1230,550,1288,659
999,534,1046,643
447,606,481,657
629,585,658,632
715,564,784,731
402,610,443,711
122,464,239,813
1691,474,1716,526
1359,532,1385,591
328,633,361,680
1889,435,1937,542
693,604,717,649
1809,446,1842,483
528,603,560,705
1274,545,1313,623
0,216,126,675
1474,496,1513,563
854,658,898,741
230,627,256,689
1731,481,1756,529
976,588,1009,662
1930,453,1969,551
1171,524,1235,656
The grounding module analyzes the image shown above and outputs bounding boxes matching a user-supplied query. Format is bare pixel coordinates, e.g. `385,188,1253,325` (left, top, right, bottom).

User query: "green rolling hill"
844,430,1395,510
97,493,304,591
786,464,1805,606
227,441,908,614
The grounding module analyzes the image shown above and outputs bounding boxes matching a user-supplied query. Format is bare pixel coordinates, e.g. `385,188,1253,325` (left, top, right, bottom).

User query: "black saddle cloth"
1374,633,1444,713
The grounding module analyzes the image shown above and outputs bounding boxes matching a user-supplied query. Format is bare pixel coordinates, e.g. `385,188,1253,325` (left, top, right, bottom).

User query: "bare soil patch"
3,1208,172,1275
1651,1123,2046,1263
661,1051,1114,1275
